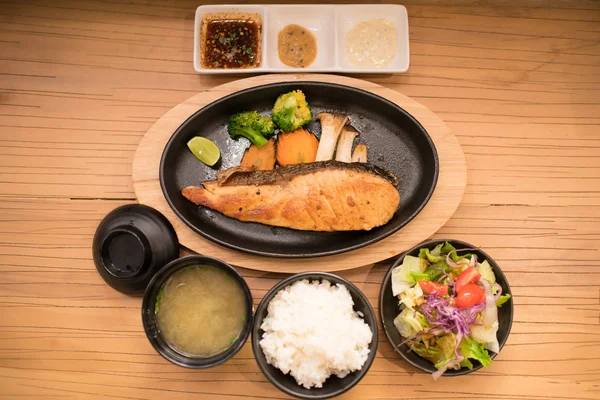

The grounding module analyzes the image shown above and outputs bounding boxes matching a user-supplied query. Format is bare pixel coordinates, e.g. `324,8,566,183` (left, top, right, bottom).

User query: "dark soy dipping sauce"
204,19,260,69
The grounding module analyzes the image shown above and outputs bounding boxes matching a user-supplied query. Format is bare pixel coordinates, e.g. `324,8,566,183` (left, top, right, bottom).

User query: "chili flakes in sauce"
203,19,260,69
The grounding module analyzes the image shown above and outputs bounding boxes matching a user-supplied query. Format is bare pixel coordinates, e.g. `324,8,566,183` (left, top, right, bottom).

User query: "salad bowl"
379,239,513,377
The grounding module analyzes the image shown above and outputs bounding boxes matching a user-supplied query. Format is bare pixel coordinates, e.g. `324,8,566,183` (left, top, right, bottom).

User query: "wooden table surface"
1,0,599,399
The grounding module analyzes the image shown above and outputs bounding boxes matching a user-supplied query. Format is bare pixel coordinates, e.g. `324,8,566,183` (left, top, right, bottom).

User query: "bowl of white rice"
251,272,378,399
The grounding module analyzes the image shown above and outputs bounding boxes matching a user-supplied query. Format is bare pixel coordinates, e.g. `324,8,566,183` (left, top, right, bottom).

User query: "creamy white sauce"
346,19,397,67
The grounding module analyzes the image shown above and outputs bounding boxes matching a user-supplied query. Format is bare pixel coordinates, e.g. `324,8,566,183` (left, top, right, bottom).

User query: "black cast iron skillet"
160,82,438,258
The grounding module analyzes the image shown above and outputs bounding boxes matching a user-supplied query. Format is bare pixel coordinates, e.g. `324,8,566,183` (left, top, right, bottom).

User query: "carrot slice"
240,138,276,170
276,128,319,166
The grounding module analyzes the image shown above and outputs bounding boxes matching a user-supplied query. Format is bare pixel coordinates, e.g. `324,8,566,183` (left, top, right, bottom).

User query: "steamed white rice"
259,279,373,389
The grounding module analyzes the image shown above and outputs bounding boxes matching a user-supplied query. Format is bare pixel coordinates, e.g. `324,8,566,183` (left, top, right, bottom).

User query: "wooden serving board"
132,74,466,273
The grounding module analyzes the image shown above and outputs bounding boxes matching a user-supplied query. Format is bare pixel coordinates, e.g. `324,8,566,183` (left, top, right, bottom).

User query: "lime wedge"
187,137,220,166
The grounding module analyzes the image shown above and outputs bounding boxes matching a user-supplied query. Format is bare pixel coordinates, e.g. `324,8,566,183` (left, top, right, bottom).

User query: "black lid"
93,204,179,295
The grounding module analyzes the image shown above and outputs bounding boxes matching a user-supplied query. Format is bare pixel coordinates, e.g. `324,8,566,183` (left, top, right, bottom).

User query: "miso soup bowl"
141,255,254,368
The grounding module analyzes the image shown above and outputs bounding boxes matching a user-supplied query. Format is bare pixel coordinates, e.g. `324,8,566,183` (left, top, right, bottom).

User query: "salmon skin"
182,160,400,232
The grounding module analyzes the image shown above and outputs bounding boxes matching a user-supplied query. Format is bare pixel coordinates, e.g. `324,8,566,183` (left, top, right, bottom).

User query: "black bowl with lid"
141,255,254,369
93,204,179,294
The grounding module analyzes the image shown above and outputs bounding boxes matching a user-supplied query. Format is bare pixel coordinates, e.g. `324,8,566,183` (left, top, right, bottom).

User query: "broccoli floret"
271,90,312,132
228,111,275,148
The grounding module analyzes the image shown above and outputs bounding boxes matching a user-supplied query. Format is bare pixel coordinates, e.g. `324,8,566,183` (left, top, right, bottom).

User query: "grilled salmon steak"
181,161,400,231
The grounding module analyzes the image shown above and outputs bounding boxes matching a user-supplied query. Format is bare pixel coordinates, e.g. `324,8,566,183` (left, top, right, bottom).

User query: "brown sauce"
202,14,261,69
278,24,317,68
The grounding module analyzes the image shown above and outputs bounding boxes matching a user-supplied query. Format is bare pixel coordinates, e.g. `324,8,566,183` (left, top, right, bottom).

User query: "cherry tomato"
418,280,449,296
455,266,481,293
455,283,485,309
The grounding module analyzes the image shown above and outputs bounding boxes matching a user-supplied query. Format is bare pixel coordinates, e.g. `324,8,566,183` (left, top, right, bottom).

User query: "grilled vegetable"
271,90,312,132
315,113,348,161
240,138,276,170
276,128,319,166
228,111,275,148
335,125,359,163
351,144,368,162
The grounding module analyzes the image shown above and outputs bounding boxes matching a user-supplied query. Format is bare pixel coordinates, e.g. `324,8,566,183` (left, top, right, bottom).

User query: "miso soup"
155,265,247,357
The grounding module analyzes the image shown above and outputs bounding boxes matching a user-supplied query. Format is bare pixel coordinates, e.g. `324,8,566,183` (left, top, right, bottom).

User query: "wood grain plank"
0,0,599,399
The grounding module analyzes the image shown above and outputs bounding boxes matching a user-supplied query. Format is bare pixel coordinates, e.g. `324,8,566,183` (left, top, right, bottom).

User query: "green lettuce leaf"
413,334,457,371
496,294,511,307
460,358,474,369
412,261,452,284
437,334,457,358
412,343,443,366
434,358,450,370
391,255,429,295
428,260,451,282
419,247,445,263
441,241,456,255
430,243,444,257
440,241,474,262
409,272,430,282
426,269,443,283
456,253,473,263
394,308,424,339
478,259,496,283
459,336,493,367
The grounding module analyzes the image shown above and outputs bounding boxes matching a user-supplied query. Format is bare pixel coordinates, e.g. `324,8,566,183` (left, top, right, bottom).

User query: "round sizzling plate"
160,82,439,258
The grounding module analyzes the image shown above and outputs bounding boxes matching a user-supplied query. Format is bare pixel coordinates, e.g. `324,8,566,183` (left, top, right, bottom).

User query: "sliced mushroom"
315,113,348,161
335,125,360,163
351,144,368,163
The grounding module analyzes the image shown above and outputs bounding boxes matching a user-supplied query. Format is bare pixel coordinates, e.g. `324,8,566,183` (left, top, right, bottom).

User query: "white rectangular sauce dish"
193,4,410,74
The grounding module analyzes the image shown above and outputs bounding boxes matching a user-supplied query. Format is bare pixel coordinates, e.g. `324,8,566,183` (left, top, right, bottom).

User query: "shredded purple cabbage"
418,293,486,337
